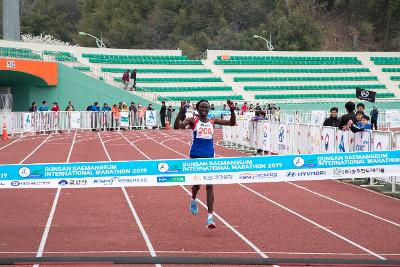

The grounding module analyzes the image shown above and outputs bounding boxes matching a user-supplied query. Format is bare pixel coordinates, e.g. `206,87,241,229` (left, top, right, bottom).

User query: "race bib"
196,121,213,139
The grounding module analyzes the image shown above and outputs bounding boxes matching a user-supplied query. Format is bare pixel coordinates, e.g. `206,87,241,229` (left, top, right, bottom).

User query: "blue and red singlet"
189,117,215,158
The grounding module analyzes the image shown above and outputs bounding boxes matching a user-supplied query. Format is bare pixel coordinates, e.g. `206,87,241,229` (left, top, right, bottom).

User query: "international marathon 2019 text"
318,153,400,166
44,165,147,177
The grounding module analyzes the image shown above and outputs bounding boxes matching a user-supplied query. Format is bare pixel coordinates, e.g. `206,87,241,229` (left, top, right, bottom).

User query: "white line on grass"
287,181,400,228
239,183,386,260
98,131,161,267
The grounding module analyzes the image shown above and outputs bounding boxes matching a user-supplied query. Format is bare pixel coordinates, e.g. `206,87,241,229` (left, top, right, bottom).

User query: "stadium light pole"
252,34,274,51
79,32,106,48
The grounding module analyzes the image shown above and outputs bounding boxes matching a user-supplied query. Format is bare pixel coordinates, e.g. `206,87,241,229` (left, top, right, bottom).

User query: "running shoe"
190,199,198,215
206,217,216,229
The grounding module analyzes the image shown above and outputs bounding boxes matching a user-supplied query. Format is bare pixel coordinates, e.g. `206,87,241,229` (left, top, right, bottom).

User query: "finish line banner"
0,150,400,188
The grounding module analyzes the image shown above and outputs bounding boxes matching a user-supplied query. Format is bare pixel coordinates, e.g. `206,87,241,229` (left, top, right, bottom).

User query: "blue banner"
0,150,399,188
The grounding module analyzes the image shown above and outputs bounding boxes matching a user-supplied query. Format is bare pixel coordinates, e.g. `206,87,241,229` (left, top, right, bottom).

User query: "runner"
174,99,236,228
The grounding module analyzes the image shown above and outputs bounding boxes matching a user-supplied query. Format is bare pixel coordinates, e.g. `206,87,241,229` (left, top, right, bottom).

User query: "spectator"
357,103,365,112
351,115,372,132
167,105,175,124
222,104,228,110
102,103,111,111
102,103,111,130
38,101,49,111
274,107,281,122
255,103,262,111
130,69,137,90
90,102,100,112
147,103,154,111
118,102,124,110
361,115,372,129
241,102,248,113
252,110,266,121
65,101,75,111
122,70,130,90
29,102,37,112
129,102,138,127
338,101,357,131
51,102,60,112
370,106,378,130
90,102,100,131
234,102,240,111
111,104,120,130
121,103,129,112
160,101,167,128
323,107,340,127
249,104,255,112
355,110,364,127
137,104,145,127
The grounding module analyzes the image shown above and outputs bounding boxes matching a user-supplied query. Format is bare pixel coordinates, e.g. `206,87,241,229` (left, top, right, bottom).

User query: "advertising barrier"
1,150,400,188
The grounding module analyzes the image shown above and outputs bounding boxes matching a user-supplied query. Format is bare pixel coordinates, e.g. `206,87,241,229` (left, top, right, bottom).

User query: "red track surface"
0,129,399,267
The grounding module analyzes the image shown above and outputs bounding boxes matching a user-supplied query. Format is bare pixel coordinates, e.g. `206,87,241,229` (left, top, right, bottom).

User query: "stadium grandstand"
1,40,400,112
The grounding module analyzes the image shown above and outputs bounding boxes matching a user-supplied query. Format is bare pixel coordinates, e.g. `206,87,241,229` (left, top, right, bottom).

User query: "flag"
356,87,376,103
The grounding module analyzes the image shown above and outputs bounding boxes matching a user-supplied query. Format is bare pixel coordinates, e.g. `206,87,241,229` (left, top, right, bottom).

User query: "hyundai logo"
286,172,296,177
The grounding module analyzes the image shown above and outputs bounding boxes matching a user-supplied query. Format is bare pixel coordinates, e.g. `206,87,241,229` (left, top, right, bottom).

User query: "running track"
0,129,399,266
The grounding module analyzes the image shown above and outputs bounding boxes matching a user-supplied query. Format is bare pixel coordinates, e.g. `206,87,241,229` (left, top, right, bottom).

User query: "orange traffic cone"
165,119,170,130
2,121,9,140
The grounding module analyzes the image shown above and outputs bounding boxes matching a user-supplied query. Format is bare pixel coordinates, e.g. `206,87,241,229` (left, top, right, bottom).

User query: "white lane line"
118,131,152,160
287,182,400,228
333,179,400,202
121,187,159,261
180,185,269,259
33,132,77,266
19,134,53,164
160,130,391,259
239,183,386,260
132,131,272,262
0,136,23,151
66,130,77,164
98,131,160,267
33,188,61,266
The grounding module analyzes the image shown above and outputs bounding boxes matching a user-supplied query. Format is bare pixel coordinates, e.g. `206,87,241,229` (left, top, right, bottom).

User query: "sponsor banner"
354,130,371,152
296,124,309,155
248,121,257,148
145,110,157,127
120,111,129,127
23,113,32,132
287,123,297,154
337,130,351,153
2,150,400,188
237,119,250,147
311,111,326,126
277,123,288,155
321,127,336,153
386,111,400,128
222,125,232,143
261,121,271,151
70,111,81,129
372,131,391,151
309,125,321,154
